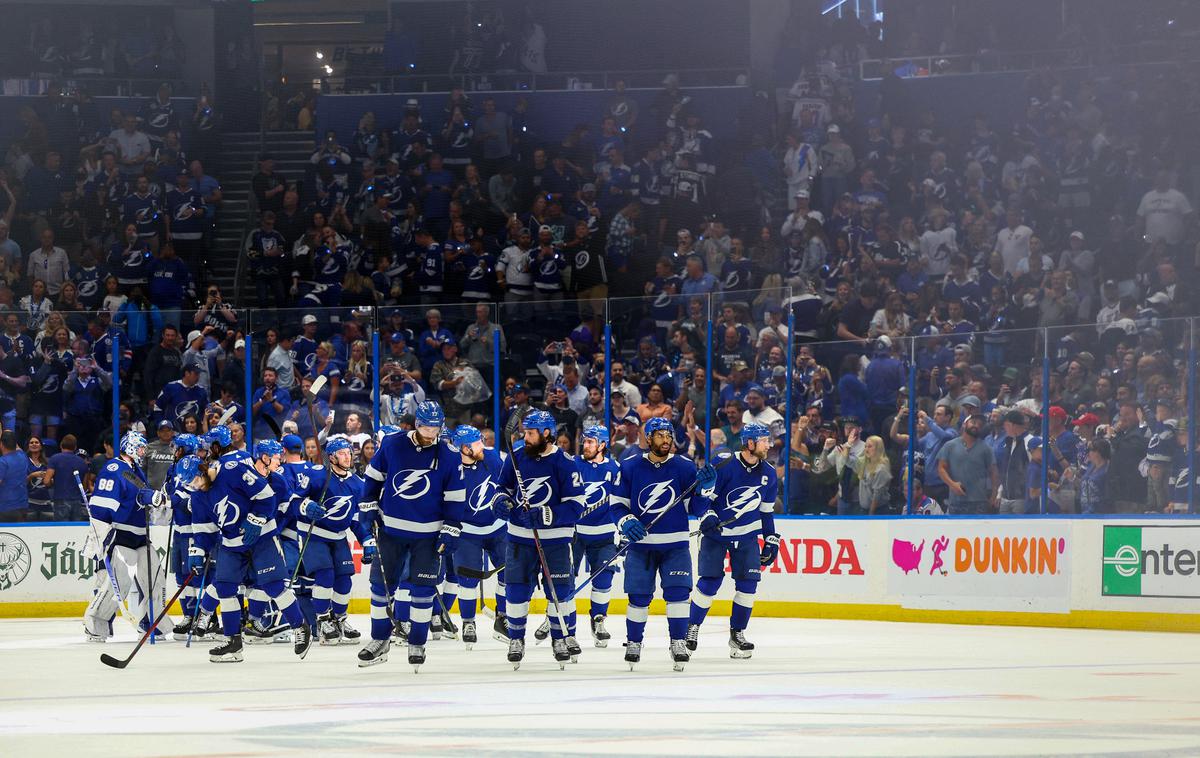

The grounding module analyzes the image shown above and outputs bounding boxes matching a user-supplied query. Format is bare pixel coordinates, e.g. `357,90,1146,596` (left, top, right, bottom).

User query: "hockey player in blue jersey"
447,425,508,648
495,410,586,669
83,432,173,642
164,432,205,640
573,425,622,648
293,437,369,646
359,401,463,671
189,425,314,663
687,422,780,659
612,416,716,671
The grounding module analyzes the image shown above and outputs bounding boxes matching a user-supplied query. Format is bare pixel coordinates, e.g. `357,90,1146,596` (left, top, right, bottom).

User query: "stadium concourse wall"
2,516,1196,633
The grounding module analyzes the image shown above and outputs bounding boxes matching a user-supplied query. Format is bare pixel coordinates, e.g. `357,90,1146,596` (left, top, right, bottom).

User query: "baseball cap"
581,182,596,192
538,224,553,235
1025,436,1043,453
1048,406,1068,421
302,314,318,325
959,395,981,408
826,124,840,134
390,331,407,343
186,330,203,345
281,434,304,452
744,384,766,398
234,339,245,350
507,383,528,397
1147,292,1170,306
623,413,641,425
731,359,749,371
1072,412,1101,427
795,188,810,199
441,336,457,347
1069,230,1084,240
157,419,174,429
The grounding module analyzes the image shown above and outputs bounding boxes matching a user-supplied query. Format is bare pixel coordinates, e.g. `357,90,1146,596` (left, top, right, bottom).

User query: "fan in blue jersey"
495,409,586,669
446,425,508,649
153,363,207,428
163,433,206,640
612,416,716,671
359,401,464,671
293,437,369,646
189,425,314,663
687,422,780,659
82,432,172,642
573,425,621,648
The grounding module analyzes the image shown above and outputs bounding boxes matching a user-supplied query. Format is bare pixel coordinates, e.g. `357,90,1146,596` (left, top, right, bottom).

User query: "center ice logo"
0,532,31,590
637,481,677,516
391,469,431,500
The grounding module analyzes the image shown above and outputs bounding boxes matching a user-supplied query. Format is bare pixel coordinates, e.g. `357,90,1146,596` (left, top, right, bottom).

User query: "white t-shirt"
919,227,957,277
995,225,1033,275
1136,189,1193,245
1015,254,1054,276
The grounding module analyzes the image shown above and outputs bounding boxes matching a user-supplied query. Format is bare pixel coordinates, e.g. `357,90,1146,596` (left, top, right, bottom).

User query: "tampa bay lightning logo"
303,352,317,371
652,292,671,308
323,495,354,521
149,111,171,129
135,206,155,225
469,479,497,514
468,262,487,280
520,476,554,508
125,248,145,267
581,481,606,510
539,259,559,277
79,279,99,299
391,469,431,499
174,202,195,221
574,250,590,269
724,270,741,289
724,485,761,518
637,481,677,516
321,256,341,276
214,496,242,529
174,400,199,421
347,376,367,392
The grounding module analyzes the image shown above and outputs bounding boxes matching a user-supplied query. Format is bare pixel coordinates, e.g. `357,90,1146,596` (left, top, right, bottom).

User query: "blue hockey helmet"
120,431,148,459
205,425,232,448
376,425,401,443
174,455,203,486
325,437,353,456
281,434,305,452
582,425,610,445
414,400,445,428
451,424,482,447
254,439,284,459
644,417,673,437
522,410,556,434
172,433,201,454
741,422,771,443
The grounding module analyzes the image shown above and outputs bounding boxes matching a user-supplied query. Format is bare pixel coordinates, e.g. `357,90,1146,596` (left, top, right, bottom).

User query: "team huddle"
82,402,781,672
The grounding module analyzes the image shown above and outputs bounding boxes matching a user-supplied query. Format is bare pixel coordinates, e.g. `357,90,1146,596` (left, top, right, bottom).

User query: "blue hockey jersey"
155,379,208,427
575,455,621,542
364,432,463,538
88,458,151,549
201,452,277,553
453,448,506,538
122,192,160,238
278,460,311,541
293,464,368,543
612,452,703,550
698,452,778,541
497,446,585,545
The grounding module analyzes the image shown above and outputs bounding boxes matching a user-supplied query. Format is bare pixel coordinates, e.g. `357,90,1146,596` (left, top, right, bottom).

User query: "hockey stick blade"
217,404,238,427
261,414,283,440
100,569,198,669
456,564,504,580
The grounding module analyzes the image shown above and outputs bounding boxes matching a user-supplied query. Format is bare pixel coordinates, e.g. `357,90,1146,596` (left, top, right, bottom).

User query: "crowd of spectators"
1,10,1199,521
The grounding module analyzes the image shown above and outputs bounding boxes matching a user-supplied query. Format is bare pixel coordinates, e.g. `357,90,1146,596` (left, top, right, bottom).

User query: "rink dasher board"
0,518,1197,633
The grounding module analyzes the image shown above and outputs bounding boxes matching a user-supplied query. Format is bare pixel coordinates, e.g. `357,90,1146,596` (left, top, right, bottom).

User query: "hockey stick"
101,569,198,669
292,375,332,583
563,458,730,603
75,472,140,634
455,564,502,580
687,512,742,538
511,452,572,650
185,554,210,648
370,521,395,625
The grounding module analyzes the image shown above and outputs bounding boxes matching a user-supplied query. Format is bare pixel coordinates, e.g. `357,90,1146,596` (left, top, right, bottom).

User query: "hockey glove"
357,500,380,526
491,493,514,517
241,513,267,546
760,533,781,567
618,514,647,542
698,511,723,538
187,545,207,573
437,524,461,554
534,504,554,528
696,464,718,489
361,538,378,565
135,488,160,508
302,499,326,520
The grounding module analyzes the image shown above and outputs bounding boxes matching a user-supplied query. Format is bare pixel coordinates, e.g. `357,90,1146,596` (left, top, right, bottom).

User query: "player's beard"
650,437,672,457
463,446,484,463
582,445,600,462
524,432,549,457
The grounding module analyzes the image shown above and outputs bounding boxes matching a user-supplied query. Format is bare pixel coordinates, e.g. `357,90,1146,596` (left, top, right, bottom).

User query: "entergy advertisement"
1102,524,1200,599
888,520,1071,612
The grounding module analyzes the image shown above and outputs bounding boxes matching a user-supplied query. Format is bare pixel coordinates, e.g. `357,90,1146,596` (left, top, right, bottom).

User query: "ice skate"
170,618,192,641
438,609,458,640
391,619,410,644
492,613,508,642
533,618,550,643
729,629,754,659
462,619,477,650
552,637,570,669
84,628,107,643
430,611,443,640
685,623,701,652
317,613,341,645
337,615,361,644
357,638,390,667
590,615,610,648
293,623,313,659
624,640,642,670
565,635,582,663
408,643,426,672
507,637,525,669
670,639,690,672
209,634,243,663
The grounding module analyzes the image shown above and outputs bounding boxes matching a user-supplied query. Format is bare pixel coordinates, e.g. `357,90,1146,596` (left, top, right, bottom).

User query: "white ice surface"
1,615,1198,757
